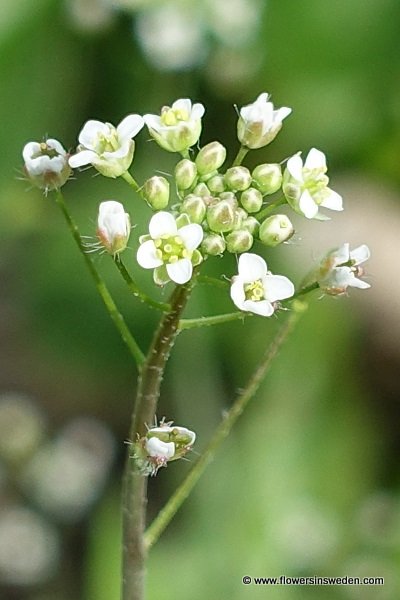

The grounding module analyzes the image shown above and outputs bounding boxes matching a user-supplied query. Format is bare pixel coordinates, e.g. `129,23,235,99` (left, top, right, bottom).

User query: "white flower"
145,437,175,461
237,92,292,149
231,253,294,316
23,139,71,192
317,243,371,295
137,212,203,285
144,98,205,153
283,148,343,219
97,201,130,255
69,114,144,177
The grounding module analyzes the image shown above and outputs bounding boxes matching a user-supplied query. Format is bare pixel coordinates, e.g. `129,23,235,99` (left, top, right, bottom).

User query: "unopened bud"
192,182,211,197
207,174,226,194
97,200,130,255
142,176,170,210
180,194,206,224
233,207,247,230
242,216,260,235
175,159,197,190
195,141,226,175
207,199,236,233
226,229,253,253
240,187,263,213
224,166,252,192
259,214,294,247
201,233,226,256
23,139,71,192
252,163,282,195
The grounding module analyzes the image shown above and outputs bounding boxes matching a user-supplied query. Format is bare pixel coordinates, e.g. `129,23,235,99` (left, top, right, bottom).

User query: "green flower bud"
201,233,226,256
240,187,263,213
142,176,170,210
175,159,197,190
195,141,227,175
180,194,207,224
219,191,238,209
192,182,211,197
206,199,236,233
242,216,260,235
233,207,247,230
259,214,294,247
226,229,253,253
252,163,282,195
207,174,226,194
224,166,252,192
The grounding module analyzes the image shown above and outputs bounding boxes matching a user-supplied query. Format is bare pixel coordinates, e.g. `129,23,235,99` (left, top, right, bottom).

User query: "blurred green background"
0,1,399,599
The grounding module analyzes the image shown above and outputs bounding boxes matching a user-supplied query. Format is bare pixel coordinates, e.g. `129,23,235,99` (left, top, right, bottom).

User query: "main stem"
121,281,194,600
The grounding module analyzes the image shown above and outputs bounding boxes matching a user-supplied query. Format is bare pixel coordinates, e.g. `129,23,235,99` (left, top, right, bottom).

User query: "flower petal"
137,240,163,269
243,299,274,317
274,106,292,123
320,189,343,211
263,274,294,302
178,223,203,250
286,154,303,181
143,114,163,131
68,150,97,168
149,211,177,239
172,98,192,114
230,278,246,310
350,244,370,265
299,190,319,219
349,277,371,289
46,139,66,155
191,102,205,120
78,120,109,148
166,258,192,284
145,437,175,459
117,114,144,140
304,148,326,170
332,243,350,265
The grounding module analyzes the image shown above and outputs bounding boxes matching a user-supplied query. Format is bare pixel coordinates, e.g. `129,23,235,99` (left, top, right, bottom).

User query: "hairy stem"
179,311,247,330
114,256,170,312
144,302,307,549
55,191,145,367
121,280,195,600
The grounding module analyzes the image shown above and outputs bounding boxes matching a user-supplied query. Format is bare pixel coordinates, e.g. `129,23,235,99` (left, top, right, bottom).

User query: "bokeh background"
1,1,399,599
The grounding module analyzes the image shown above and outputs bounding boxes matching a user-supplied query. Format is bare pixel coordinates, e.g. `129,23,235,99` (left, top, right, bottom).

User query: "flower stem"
232,145,249,167
121,280,195,600
256,196,287,220
196,275,229,289
114,256,171,312
54,191,145,367
121,171,141,193
144,302,307,550
179,311,247,330
293,281,319,298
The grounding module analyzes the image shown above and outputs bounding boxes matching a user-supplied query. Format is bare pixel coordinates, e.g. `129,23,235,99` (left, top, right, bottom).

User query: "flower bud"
233,207,247,230
201,233,226,256
252,163,282,195
175,159,197,190
192,182,211,197
23,139,72,192
97,200,131,255
142,176,170,210
226,229,253,253
206,199,236,233
224,166,252,192
207,174,226,194
219,191,238,208
195,141,226,175
259,214,294,247
180,194,207,224
242,216,260,235
237,93,291,149
240,187,263,213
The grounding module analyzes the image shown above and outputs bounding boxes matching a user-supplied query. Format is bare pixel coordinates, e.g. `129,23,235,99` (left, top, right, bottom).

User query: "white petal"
78,120,108,148
332,243,350,265
103,140,132,160
23,142,41,162
238,253,267,282
286,154,303,181
46,139,66,155
350,244,370,265
304,148,326,170
69,150,97,168
243,299,274,317
178,223,203,250
149,212,177,239
349,277,371,289
137,240,163,269
145,437,175,459
117,114,144,140
230,278,246,310
190,102,205,119
166,258,192,284
172,98,192,114
263,275,295,302
273,106,292,123
299,190,319,219
143,114,163,131
320,189,343,211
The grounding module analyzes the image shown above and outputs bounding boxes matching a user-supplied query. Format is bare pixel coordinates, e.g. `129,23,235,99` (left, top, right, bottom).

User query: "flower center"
161,106,190,126
244,279,265,302
95,126,120,154
303,168,329,204
33,142,59,159
154,234,191,264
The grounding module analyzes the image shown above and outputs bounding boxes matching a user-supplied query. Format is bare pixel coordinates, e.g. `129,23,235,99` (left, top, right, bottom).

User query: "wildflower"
23,139,71,192
283,148,343,219
237,93,291,149
317,243,371,295
68,114,144,177
96,201,130,255
230,253,294,316
137,212,203,285
144,98,205,153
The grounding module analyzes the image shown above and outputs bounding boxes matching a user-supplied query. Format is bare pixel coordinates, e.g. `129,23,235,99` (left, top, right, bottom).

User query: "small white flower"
97,201,130,255
69,114,144,177
144,98,205,153
230,253,294,316
137,211,203,285
145,437,175,461
283,148,343,219
317,243,371,295
23,139,71,192
237,92,292,149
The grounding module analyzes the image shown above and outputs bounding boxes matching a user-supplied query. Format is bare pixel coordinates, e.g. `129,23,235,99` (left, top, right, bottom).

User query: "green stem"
121,280,195,600
144,302,307,550
114,256,170,312
256,196,287,220
121,171,141,193
179,311,247,330
293,281,319,298
196,275,229,289
55,191,145,367
232,145,249,167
